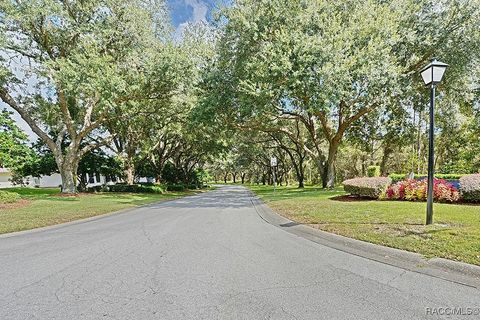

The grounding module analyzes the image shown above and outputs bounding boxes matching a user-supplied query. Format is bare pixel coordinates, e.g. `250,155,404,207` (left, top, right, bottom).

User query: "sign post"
270,156,277,193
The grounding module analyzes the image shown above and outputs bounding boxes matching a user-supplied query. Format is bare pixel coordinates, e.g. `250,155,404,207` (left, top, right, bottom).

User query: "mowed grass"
0,188,194,234
249,185,480,266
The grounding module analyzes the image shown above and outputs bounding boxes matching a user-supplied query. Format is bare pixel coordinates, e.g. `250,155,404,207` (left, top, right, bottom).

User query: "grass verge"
249,185,480,266
0,187,196,234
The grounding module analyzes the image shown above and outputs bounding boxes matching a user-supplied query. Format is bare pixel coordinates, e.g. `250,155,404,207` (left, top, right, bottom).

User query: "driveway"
0,185,478,319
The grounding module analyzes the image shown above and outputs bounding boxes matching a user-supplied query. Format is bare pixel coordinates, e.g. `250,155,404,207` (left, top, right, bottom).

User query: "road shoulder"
249,192,480,290
0,192,202,239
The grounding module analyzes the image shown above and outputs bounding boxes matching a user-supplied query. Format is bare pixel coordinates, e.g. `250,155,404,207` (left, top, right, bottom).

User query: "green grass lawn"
249,185,480,266
0,188,195,235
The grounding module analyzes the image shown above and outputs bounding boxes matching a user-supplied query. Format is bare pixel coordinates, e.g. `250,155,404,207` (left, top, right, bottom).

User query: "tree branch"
0,87,57,153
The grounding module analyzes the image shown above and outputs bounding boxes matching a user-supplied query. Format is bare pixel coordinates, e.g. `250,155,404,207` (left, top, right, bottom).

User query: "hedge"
459,174,480,202
102,183,206,193
0,190,21,203
107,184,165,194
166,184,186,191
343,177,392,199
389,173,465,182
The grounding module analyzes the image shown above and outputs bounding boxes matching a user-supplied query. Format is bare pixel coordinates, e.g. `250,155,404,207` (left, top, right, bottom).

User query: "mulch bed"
0,199,31,210
49,192,94,198
329,195,375,202
331,194,480,205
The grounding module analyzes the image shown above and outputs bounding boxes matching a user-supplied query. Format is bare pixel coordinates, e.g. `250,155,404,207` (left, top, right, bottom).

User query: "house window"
95,173,101,183
88,174,95,183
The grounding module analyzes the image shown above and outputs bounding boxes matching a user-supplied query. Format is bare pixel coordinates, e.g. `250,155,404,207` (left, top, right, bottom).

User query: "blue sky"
167,0,219,28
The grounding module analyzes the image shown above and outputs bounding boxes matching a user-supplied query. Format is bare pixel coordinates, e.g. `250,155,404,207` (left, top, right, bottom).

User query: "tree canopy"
0,0,479,191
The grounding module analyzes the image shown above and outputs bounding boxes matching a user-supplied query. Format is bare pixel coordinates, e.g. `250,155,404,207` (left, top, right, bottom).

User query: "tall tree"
0,0,169,193
208,0,480,187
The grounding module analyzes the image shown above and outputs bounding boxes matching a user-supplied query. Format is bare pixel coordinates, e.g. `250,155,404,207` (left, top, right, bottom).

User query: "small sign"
270,157,277,167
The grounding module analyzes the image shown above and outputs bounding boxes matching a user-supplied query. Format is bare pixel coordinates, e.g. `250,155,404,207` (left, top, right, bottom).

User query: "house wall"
0,172,12,188
0,170,119,189
36,173,62,188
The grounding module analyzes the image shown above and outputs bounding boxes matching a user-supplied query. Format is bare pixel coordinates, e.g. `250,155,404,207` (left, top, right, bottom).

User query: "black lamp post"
420,58,448,225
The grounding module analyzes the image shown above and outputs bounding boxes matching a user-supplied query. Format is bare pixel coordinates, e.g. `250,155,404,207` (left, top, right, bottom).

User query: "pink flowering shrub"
385,179,459,203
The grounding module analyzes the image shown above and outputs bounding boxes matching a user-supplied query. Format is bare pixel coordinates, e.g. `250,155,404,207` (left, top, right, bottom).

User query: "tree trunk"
232,172,237,183
58,156,79,194
292,161,305,188
241,173,246,184
60,169,77,193
380,146,393,176
323,160,335,188
125,164,135,185
361,154,367,177
224,173,228,184
298,178,304,188
313,158,326,187
323,142,339,188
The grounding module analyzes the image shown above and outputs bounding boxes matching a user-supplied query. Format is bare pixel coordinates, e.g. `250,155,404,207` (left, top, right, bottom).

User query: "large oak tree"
0,0,169,193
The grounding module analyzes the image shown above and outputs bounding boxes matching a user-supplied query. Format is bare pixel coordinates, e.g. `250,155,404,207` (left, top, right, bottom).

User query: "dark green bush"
166,184,186,191
108,184,164,194
367,166,381,177
0,190,21,203
138,182,155,186
86,186,103,193
161,163,209,187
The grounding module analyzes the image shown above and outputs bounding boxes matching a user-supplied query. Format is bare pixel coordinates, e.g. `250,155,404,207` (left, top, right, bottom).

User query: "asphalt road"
0,186,479,320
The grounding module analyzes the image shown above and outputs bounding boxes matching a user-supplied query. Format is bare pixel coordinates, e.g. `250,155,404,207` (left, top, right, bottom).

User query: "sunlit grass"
249,185,480,265
0,188,194,234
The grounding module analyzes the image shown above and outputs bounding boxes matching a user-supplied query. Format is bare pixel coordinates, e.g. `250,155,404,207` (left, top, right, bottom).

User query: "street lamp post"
420,58,448,225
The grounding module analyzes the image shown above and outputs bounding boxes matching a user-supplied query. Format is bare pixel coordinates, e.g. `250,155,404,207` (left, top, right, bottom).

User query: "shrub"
459,174,480,202
0,190,21,203
166,183,186,192
389,173,465,182
389,173,409,182
367,166,381,177
108,184,164,194
86,186,103,193
385,179,460,202
436,173,465,180
343,177,392,199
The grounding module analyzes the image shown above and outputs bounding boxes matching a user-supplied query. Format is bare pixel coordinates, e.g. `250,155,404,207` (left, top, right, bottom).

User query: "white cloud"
186,0,208,23
174,0,208,40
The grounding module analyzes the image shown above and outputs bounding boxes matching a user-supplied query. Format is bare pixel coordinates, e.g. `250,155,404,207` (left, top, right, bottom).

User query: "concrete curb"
0,192,204,239
249,193,480,289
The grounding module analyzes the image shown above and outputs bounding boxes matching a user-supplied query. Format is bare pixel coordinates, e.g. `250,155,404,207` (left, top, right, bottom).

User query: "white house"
0,168,117,189
0,168,13,188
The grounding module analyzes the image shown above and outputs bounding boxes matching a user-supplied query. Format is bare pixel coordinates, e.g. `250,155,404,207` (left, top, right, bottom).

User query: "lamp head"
420,58,448,86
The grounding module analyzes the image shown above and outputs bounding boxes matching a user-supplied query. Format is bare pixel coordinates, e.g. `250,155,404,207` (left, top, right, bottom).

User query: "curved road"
0,186,478,319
